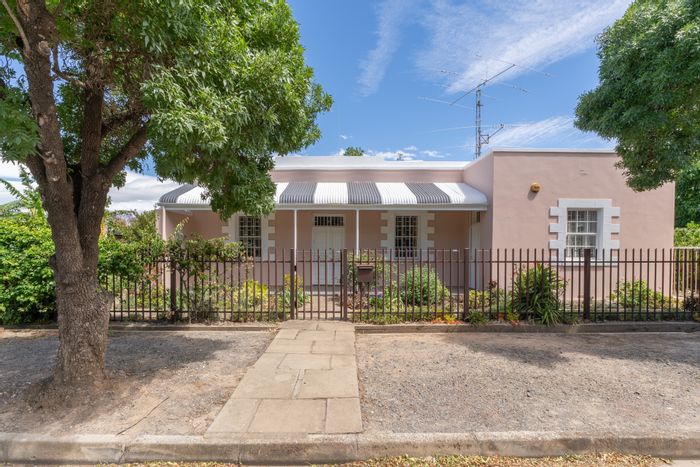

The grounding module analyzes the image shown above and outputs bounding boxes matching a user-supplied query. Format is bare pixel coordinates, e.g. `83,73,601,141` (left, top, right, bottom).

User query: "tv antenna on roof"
421,60,542,159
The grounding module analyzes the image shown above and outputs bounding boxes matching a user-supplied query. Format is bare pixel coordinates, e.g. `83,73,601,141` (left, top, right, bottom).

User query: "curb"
3,321,699,334
1,431,699,464
110,323,278,332
1,323,279,333
355,322,700,334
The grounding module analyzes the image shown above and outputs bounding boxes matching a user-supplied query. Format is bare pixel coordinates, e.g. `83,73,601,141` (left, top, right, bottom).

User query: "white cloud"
339,134,351,140
417,0,630,93
108,171,179,212
421,149,446,159
358,0,419,96
0,180,23,204
1,160,177,212
372,150,416,161
362,145,450,161
485,116,613,149
0,160,22,180
0,160,24,204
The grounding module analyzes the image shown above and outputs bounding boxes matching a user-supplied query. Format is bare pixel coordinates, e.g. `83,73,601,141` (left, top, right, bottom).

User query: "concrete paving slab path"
207,320,362,436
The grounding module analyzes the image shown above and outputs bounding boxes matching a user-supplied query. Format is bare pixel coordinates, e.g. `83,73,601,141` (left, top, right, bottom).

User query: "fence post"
289,248,296,320
463,248,470,320
583,248,591,320
341,248,348,321
169,258,177,320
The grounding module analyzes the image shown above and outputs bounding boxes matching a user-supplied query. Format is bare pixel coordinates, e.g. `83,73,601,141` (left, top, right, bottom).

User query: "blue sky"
287,0,629,161
0,0,631,209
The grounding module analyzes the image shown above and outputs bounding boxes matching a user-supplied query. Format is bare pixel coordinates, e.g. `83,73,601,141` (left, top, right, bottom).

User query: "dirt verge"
357,332,700,433
0,329,273,435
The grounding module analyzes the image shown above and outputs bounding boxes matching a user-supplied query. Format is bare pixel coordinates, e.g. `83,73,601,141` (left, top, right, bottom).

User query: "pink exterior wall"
432,211,470,250
463,150,676,296
487,151,675,250
161,210,226,240
271,210,470,251
462,154,494,249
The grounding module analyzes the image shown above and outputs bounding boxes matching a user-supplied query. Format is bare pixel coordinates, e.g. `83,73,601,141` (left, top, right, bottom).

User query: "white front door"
311,216,345,285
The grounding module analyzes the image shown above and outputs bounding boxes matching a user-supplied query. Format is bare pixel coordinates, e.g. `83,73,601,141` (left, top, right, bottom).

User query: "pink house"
156,149,675,262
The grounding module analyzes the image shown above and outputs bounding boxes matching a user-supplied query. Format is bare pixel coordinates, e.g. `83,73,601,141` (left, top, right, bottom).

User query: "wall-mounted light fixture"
530,182,541,193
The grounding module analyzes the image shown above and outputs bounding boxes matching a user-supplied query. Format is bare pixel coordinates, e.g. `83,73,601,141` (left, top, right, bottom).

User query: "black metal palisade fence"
103,248,700,322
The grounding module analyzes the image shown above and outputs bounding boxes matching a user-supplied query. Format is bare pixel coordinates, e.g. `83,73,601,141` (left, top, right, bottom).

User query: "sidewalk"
206,320,362,435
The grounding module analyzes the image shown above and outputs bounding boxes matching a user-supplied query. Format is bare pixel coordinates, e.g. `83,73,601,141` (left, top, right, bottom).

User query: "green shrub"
0,215,56,324
683,293,699,313
112,274,169,312
177,279,235,322
675,222,700,246
362,313,405,324
347,251,394,293
399,266,449,306
232,279,268,311
368,287,405,314
467,281,511,316
610,281,676,309
505,309,520,323
465,310,488,325
276,273,308,310
512,264,565,325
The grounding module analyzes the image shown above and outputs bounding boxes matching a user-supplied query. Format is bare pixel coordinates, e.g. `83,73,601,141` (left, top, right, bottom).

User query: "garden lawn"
0,329,273,435
357,332,700,433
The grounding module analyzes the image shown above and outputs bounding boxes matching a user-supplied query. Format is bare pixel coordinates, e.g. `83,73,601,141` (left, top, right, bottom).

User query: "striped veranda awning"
158,182,487,208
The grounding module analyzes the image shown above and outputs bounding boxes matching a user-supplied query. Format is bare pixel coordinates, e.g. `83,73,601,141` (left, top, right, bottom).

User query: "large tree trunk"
14,0,146,404
52,268,112,386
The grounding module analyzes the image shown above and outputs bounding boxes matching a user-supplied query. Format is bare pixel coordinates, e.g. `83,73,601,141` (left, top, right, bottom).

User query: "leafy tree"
0,0,330,398
0,166,43,218
343,146,365,157
575,0,700,190
675,162,700,227
104,209,159,243
0,213,55,324
675,222,700,246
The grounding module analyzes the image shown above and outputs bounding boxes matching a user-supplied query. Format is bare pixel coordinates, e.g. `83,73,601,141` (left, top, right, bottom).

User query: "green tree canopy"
575,0,700,190
343,146,365,157
0,0,330,394
675,161,700,226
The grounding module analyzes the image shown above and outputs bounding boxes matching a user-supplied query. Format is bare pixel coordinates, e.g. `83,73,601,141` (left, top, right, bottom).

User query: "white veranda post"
293,209,298,265
355,209,359,254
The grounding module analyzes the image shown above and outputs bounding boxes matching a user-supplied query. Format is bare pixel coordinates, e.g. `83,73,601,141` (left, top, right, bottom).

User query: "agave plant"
512,263,566,325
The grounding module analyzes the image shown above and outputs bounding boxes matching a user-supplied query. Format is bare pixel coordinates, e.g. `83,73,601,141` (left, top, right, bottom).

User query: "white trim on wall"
549,198,620,259
380,211,434,251
222,212,275,259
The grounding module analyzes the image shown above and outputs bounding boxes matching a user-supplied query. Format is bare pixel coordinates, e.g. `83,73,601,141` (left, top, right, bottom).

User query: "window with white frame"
565,209,599,259
238,216,262,257
395,215,418,257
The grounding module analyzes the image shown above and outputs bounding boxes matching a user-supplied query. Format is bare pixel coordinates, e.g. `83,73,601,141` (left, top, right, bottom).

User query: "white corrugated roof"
273,155,468,170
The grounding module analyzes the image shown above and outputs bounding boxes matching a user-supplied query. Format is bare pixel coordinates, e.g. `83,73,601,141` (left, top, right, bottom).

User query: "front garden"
2,194,700,325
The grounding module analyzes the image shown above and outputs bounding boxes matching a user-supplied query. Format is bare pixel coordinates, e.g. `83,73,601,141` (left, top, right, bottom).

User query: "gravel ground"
0,329,273,435
357,332,700,433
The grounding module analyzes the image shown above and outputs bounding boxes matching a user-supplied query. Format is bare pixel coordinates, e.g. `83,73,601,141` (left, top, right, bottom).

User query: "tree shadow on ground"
0,331,270,433
439,331,700,369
